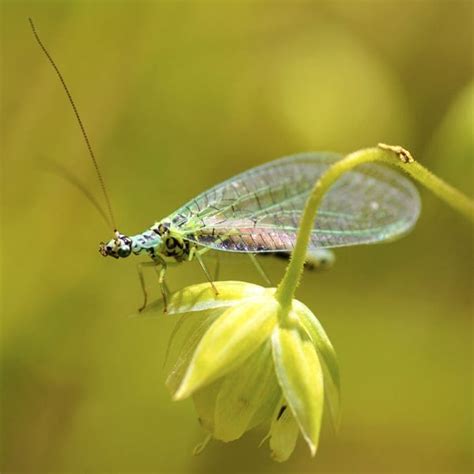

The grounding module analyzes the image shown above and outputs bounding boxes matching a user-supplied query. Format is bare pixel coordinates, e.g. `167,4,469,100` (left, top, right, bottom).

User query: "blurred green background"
1,1,472,473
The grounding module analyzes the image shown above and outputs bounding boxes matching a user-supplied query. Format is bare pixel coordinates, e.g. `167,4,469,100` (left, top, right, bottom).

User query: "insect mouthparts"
99,242,108,257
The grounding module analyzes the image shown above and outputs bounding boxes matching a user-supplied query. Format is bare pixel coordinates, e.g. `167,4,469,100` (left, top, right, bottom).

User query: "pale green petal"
247,377,281,431
163,306,228,370
293,300,341,430
268,402,300,462
162,313,191,370
213,341,280,441
142,281,265,315
192,379,222,432
174,297,278,400
272,325,324,456
166,311,220,394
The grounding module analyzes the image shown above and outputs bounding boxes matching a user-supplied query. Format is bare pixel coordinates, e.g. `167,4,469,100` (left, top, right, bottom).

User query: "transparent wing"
166,152,421,253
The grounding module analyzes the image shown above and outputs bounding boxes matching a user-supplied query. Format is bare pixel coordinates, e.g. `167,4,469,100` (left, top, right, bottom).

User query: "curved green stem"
275,145,474,315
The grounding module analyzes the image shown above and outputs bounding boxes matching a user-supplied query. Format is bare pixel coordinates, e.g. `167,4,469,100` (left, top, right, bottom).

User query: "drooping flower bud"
143,281,340,462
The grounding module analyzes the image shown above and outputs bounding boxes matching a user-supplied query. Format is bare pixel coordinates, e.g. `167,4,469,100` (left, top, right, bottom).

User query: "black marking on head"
277,405,287,421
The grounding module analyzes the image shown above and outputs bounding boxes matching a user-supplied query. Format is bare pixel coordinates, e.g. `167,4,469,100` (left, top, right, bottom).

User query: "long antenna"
29,18,117,231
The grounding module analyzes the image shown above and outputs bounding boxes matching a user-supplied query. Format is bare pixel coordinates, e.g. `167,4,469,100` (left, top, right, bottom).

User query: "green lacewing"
30,19,421,310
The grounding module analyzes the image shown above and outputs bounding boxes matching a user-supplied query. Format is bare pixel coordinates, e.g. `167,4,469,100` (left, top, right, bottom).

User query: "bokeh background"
1,1,472,473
